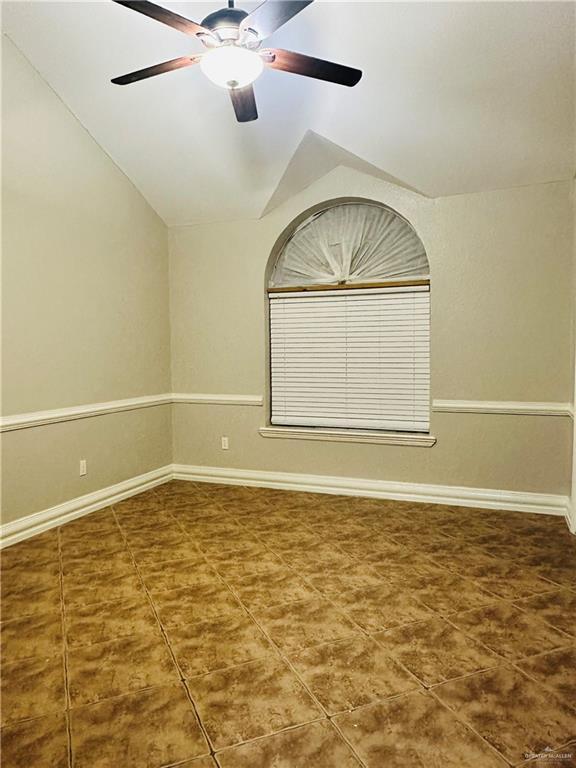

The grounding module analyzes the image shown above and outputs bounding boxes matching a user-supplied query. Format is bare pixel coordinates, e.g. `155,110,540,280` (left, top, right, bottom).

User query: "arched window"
268,200,431,433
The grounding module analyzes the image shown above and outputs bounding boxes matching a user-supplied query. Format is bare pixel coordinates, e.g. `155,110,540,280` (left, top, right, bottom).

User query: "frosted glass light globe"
200,46,264,89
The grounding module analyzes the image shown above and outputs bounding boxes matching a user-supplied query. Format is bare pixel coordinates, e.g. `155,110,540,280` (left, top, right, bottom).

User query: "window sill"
259,426,437,447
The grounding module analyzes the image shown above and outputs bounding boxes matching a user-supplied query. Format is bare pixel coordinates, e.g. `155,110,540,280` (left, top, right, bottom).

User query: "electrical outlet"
79,459,87,476
221,436,229,450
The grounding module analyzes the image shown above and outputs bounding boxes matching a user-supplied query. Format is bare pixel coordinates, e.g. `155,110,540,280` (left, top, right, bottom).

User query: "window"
268,201,431,434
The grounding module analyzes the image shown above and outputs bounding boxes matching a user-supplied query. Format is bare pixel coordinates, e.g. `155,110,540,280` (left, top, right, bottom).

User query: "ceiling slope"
261,129,428,217
3,1,575,225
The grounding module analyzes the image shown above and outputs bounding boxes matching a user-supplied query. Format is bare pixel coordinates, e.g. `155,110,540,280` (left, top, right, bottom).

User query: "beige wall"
570,177,576,532
169,167,573,495
1,38,171,524
2,38,574,526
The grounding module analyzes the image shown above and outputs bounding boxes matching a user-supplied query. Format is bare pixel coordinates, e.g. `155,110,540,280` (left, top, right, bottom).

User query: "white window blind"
269,286,430,432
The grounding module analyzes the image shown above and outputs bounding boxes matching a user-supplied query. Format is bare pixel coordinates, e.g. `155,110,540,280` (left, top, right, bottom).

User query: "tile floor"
1,480,575,767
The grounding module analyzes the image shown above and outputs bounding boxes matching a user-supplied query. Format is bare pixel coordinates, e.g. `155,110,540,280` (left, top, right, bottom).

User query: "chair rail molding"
171,394,263,407
3,396,568,433
0,393,264,432
432,400,573,417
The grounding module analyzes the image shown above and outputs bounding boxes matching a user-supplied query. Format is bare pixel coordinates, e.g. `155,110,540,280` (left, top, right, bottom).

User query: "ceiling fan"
110,0,362,122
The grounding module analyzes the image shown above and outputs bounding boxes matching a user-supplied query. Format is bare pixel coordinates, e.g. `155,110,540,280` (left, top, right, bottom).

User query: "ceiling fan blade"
230,86,258,122
240,1,314,40
111,1,215,40
264,48,362,87
111,56,199,85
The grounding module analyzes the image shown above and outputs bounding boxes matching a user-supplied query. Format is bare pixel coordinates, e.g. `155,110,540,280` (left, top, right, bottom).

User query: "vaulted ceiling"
3,1,575,225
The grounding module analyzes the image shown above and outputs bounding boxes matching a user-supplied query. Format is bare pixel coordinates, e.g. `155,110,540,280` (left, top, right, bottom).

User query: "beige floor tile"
152,583,243,628
65,596,159,648
450,603,572,660
177,758,218,768
63,569,144,608
289,635,420,714
138,558,219,594
375,616,501,685
231,566,317,609
1,655,66,726
210,553,286,582
464,560,558,600
516,647,576,706
186,658,322,749
112,495,164,515
1,612,63,662
67,632,178,706
168,614,274,676
130,538,205,564
117,511,180,533
60,532,126,559
3,482,574,767
335,584,435,633
59,509,118,538
216,720,362,767
513,590,576,637
334,690,507,767
123,525,185,548
304,563,384,597
1,582,61,622
70,683,209,767
1,561,60,595
433,666,576,764
254,598,361,652
409,571,499,614
534,563,576,589
0,713,69,768
0,532,59,570
61,547,135,577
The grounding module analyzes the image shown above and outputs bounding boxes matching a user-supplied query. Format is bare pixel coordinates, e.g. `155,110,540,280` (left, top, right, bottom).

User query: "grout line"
36,482,574,765
427,686,517,766
56,526,73,768
160,494,371,762
111,506,216,761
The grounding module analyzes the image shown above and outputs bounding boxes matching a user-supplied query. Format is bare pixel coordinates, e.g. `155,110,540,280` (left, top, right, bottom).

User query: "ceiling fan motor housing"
201,8,254,44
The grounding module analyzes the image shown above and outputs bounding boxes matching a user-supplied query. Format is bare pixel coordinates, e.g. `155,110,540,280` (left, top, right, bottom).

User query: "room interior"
1,1,575,766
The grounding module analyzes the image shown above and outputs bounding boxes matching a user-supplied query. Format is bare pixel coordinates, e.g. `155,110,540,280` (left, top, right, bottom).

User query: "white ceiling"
3,1,575,226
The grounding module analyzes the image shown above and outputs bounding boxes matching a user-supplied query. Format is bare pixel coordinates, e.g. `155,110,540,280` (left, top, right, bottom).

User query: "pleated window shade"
269,285,430,432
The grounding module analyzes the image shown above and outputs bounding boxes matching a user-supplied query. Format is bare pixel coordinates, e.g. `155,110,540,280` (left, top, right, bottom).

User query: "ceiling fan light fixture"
200,45,264,89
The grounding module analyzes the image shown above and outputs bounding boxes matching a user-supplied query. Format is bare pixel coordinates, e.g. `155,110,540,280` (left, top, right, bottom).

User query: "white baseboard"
566,501,576,535
173,463,569,518
2,463,572,548
0,466,173,548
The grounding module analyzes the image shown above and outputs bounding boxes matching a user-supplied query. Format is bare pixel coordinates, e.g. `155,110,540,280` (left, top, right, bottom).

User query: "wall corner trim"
566,500,576,535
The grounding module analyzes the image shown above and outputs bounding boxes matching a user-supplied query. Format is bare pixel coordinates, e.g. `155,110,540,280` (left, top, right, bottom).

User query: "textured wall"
169,167,573,495
1,39,172,524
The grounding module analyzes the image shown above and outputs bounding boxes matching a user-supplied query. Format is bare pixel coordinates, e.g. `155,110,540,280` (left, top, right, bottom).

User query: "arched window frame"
262,198,435,446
